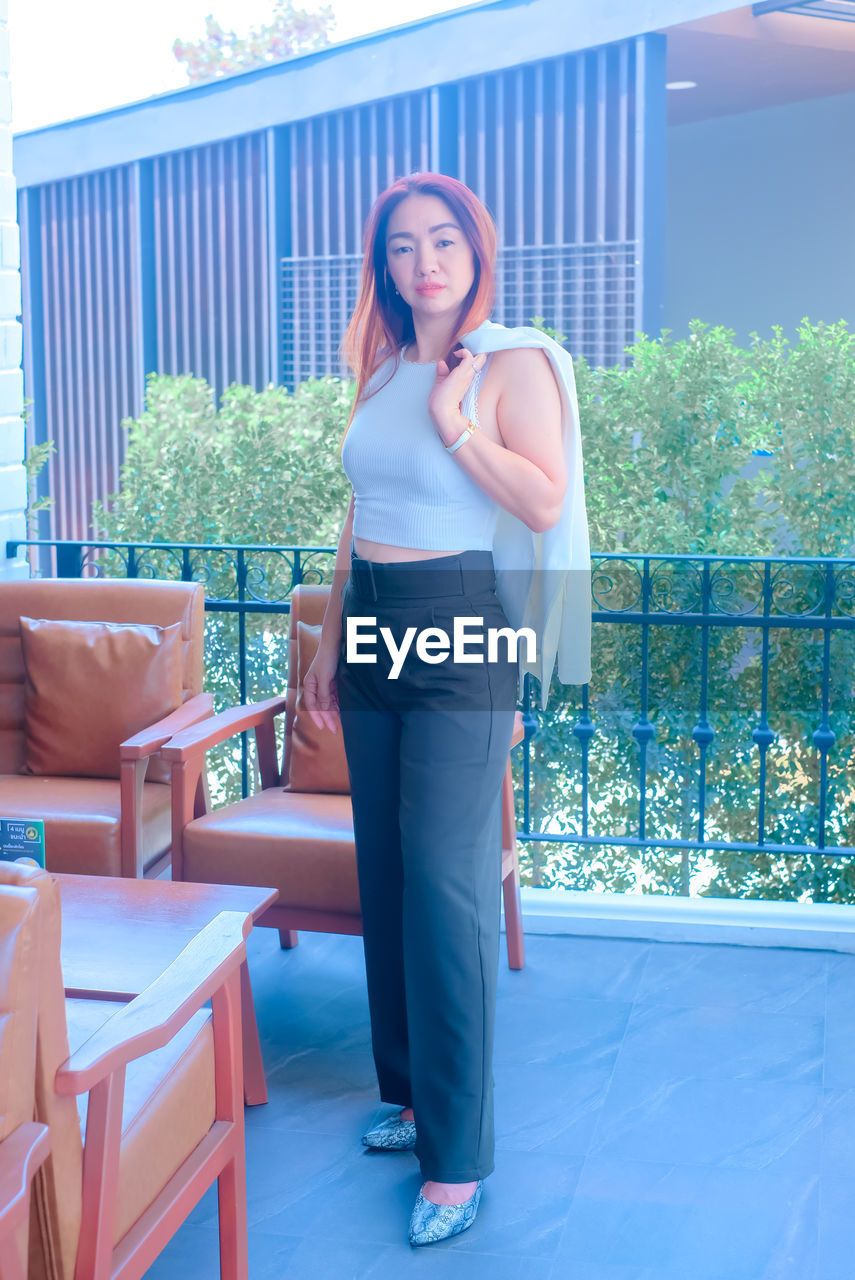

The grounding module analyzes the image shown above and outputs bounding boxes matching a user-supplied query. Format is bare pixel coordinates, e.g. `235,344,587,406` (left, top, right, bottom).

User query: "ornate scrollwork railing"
8,539,855,897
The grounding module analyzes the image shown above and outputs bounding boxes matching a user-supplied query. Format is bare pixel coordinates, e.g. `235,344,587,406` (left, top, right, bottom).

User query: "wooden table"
55,873,278,1105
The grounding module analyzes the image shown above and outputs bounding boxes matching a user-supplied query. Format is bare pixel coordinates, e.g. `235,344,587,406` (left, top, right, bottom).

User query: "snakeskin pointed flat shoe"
408,1180,483,1246
361,1114,417,1151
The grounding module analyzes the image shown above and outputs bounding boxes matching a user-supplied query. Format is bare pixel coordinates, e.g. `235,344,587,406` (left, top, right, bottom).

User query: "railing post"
55,541,84,578
237,547,249,798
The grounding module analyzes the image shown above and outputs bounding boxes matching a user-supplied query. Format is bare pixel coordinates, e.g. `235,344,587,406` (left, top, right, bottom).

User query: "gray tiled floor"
144,924,855,1279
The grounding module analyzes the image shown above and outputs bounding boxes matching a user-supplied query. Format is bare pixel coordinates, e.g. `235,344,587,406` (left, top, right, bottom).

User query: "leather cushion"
66,998,215,1247
0,774,171,877
183,788,361,914
286,621,350,794
19,617,184,782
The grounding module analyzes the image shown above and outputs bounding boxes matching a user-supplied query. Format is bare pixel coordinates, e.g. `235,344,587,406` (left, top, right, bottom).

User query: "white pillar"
0,0,26,581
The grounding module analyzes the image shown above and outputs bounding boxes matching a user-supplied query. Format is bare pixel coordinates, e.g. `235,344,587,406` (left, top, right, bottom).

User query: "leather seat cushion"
65,998,216,1247
183,789,361,914
0,775,171,876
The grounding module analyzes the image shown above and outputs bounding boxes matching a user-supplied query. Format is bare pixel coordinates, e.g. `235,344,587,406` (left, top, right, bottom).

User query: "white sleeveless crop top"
341,348,501,550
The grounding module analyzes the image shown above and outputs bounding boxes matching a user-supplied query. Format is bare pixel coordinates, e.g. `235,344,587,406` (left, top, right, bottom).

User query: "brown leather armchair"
164,583,527,969
0,862,249,1280
0,877,50,1279
0,579,212,878
0,1123,50,1280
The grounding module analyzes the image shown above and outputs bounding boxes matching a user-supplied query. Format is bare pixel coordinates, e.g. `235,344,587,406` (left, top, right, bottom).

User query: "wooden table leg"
239,959,268,1106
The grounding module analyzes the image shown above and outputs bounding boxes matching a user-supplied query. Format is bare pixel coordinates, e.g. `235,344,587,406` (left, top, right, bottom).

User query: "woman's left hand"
428,347,487,442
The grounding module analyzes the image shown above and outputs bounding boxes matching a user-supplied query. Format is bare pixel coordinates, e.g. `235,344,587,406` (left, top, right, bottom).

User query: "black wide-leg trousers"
335,542,519,1183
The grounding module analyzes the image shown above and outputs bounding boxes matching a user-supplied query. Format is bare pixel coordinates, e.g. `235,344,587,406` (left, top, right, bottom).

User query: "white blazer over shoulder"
459,319,592,710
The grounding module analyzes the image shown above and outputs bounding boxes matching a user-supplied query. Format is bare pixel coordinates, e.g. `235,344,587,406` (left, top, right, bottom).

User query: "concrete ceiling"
660,3,855,125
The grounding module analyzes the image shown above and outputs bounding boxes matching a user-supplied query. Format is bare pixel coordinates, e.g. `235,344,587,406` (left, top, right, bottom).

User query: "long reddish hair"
337,173,497,451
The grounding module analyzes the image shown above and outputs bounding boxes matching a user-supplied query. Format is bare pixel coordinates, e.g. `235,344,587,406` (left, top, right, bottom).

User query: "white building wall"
665,89,855,348
0,0,26,581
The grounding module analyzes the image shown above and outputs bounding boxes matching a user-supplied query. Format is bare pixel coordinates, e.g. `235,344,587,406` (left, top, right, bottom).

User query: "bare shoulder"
487,345,566,498
489,346,556,393
489,345,552,372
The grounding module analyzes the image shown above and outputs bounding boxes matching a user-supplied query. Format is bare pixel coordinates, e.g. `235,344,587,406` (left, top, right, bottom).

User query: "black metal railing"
8,538,855,896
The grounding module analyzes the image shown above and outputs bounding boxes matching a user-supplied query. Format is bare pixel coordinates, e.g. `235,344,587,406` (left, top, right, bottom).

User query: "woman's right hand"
301,641,342,733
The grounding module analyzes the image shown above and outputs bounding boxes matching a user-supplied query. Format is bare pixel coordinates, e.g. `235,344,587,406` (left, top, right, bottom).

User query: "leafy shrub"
91,318,855,898
92,374,354,803
530,317,855,900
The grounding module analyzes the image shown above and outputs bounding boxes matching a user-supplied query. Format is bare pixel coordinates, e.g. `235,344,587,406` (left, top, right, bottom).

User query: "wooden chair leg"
213,970,249,1280
0,1124,48,1280
217,1156,248,1280
501,760,525,971
0,1228,27,1280
278,929,299,949
74,1069,126,1280
239,960,268,1106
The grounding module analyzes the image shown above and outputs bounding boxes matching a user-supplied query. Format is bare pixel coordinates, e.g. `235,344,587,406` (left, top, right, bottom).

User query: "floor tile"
548,1266,665,1280
824,951,855,1010
553,1158,819,1279
816,1174,855,1280
633,941,828,1016
244,1045,379,1136
497,934,651,1005
821,982,855,1089
431,1150,583,1260
143,1224,302,1279
142,929,848,1278
282,1235,553,1280
238,1128,420,1244
613,1000,824,1086
820,1088,855,1178
493,993,632,1070
494,1060,613,1158
588,1073,825,1173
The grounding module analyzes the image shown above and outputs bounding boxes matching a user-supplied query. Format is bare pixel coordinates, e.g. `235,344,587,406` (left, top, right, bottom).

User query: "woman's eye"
393,246,411,255
437,239,453,248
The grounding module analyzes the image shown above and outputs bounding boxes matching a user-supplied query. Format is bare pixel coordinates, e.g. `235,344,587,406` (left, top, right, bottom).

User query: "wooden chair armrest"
161,694,289,763
0,1123,50,1233
56,911,247,1095
119,692,215,760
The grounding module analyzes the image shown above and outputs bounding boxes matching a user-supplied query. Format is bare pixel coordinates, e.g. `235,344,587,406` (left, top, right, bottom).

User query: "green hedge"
90,317,855,901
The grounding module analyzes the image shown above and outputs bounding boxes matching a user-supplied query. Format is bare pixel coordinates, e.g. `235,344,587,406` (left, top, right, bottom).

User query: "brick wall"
0,0,26,581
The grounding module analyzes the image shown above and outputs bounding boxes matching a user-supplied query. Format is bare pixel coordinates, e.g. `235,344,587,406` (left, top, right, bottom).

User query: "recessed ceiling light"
666,81,698,90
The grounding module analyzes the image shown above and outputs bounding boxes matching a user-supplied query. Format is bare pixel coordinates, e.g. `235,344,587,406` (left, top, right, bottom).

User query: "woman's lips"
415,284,445,295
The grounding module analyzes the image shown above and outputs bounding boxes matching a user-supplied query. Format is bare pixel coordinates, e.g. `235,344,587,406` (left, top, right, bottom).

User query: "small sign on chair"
0,817,46,868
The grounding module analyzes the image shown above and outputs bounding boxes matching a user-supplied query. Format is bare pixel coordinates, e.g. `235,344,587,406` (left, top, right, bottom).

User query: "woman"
302,171,589,1247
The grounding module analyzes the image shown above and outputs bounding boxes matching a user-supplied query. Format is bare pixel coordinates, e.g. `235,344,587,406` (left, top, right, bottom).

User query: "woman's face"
384,193,476,322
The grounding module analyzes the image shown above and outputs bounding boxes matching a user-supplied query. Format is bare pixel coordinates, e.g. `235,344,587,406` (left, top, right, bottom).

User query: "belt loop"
355,558,378,602
459,554,494,598
350,543,378,602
